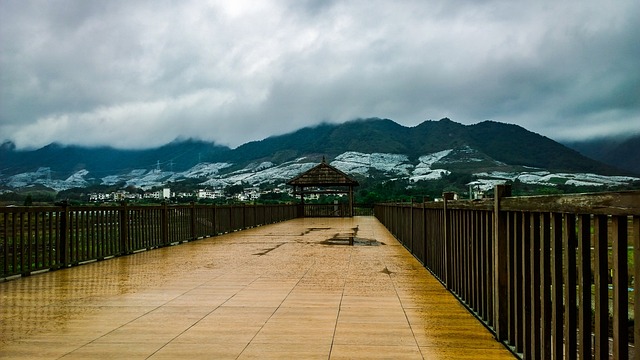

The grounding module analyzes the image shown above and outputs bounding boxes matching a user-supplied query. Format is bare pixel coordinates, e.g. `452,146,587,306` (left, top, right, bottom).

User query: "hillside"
225,119,409,164
0,139,230,177
564,134,640,175
224,118,620,174
2,118,636,194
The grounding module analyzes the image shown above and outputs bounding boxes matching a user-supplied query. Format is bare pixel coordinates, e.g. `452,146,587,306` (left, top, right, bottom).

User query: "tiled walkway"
0,217,514,359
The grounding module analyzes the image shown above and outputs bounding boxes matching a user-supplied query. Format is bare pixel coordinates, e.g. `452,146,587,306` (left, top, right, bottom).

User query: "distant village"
87,185,336,203
89,185,287,203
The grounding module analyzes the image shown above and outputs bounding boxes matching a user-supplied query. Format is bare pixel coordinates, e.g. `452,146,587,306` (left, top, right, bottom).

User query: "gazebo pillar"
348,185,354,217
298,186,305,218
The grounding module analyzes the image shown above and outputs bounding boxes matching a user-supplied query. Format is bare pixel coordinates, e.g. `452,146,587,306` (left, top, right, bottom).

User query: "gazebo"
287,158,359,217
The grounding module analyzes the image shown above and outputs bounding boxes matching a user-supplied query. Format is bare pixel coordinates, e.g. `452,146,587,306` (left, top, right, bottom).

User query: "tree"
23,195,33,206
225,184,244,197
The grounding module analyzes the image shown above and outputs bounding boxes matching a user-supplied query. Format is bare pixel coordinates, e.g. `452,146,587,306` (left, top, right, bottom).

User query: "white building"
197,188,224,199
144,188,172,200
162,188,171,199
89,193,110,202
113,190,127,201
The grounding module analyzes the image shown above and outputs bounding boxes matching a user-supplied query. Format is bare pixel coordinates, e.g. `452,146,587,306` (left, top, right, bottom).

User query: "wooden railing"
1,203,296,279
375,186,640,359
300,203,351,217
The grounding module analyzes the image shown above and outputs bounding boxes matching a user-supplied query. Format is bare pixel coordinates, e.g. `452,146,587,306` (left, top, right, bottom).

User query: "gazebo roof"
287,158,359,187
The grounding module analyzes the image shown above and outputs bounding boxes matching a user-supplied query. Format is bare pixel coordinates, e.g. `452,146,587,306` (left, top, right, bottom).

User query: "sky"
1,0,639,150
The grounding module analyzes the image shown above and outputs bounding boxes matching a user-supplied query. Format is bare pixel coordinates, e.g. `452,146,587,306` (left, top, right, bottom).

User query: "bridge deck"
1,217,514,359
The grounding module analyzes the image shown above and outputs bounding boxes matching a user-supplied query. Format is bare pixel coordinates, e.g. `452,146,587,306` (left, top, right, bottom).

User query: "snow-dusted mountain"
2,118,637,192
6,167,91,190
4,148,636,192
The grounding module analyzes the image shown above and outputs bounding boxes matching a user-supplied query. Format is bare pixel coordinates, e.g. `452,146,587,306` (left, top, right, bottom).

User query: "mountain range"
1,118,638,193
562,134,640,175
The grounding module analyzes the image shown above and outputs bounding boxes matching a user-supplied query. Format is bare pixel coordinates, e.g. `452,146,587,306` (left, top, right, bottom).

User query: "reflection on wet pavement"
0,217,514,359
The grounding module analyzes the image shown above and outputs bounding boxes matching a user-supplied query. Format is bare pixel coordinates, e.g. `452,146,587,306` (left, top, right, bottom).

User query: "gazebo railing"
300,203,350,217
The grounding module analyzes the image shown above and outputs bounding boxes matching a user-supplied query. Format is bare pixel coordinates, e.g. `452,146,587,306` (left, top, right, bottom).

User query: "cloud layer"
1,0,639,149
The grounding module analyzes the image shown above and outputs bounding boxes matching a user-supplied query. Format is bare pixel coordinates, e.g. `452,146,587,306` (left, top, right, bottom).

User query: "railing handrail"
374,187,640,359
1,202,297,280
378,189,640,215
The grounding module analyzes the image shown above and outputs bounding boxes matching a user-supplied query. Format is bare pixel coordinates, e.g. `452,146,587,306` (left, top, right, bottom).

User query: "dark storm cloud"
1,0,638,149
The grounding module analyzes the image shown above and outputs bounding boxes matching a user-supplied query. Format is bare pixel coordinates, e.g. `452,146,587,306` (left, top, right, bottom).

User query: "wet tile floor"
0,217,514,359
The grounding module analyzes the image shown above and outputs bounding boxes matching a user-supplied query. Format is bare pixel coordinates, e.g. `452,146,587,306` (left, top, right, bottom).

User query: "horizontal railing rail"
375,187,640,359
300,203,351,217
1,203,296,279
354,204,375,216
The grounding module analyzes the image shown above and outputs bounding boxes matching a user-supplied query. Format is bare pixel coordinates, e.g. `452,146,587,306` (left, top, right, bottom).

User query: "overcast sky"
1,0,639,150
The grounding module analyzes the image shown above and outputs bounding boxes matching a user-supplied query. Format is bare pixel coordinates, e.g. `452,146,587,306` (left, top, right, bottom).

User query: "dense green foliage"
353,172,474,203
2,176,639,206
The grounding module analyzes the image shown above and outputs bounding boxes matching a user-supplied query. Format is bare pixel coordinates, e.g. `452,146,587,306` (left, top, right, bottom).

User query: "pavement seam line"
328,245,352,359
235,243,317,359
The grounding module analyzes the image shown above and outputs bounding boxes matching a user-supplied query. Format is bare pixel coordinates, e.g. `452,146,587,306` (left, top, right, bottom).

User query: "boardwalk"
0,217,514,359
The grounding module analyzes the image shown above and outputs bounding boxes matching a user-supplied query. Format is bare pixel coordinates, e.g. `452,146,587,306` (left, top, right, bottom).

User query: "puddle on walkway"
321,235,384,246
303,224,383,246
